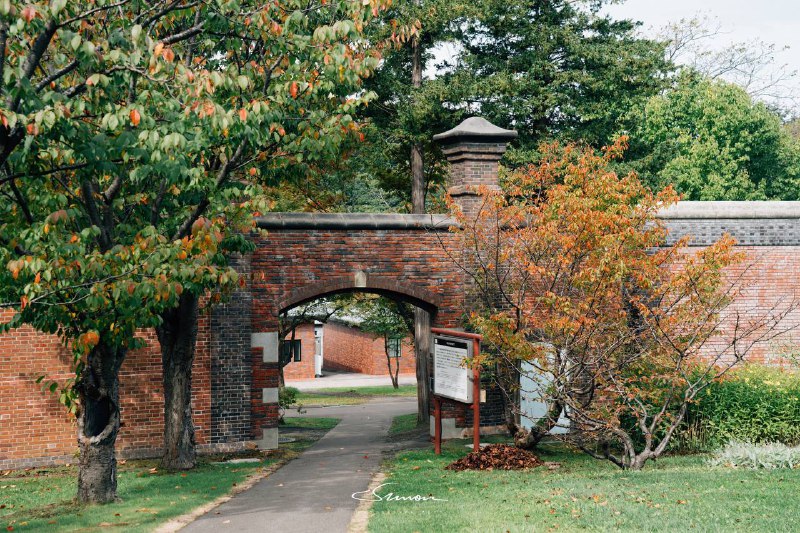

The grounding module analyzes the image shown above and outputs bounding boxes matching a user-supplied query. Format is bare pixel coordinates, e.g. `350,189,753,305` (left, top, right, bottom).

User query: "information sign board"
433,335,473,403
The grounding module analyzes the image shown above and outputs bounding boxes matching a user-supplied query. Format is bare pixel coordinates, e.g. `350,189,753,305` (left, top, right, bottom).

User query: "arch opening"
277,275,441,316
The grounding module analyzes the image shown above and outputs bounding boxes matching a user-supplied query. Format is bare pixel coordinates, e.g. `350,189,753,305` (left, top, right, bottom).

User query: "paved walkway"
287,371,417,390
183,397,418,533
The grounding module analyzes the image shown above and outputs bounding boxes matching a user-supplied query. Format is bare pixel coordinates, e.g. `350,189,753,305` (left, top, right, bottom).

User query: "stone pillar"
209,252,268,452
433,117,517,220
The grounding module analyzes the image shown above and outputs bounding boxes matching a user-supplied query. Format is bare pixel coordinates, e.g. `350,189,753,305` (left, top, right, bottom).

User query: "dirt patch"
445,444,544,471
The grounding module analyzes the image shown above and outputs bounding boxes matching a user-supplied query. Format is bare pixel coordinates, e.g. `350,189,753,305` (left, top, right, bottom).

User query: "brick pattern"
689,246,800,366
250,229,466,333
209,253,253,445
465,374,507,428
441,142,506,221
0,310,212,470
321,321,416,376
663,219,800,247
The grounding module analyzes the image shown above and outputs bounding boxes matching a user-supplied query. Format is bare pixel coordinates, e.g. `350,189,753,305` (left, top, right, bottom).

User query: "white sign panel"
433,335,473,403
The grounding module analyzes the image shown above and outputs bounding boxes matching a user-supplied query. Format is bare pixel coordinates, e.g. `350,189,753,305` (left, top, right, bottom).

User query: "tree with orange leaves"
449,139,796,469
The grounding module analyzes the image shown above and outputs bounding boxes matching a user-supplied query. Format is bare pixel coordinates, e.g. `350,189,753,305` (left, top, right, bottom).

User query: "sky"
604,0,800,107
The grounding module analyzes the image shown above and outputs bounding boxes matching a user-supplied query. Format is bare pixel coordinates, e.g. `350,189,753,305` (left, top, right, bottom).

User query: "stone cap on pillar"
434,118,517,201
433,116,518,145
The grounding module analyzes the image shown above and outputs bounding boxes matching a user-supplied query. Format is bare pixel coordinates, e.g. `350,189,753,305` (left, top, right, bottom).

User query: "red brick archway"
231,119,523,448
247,215,469,448
209,119,519,452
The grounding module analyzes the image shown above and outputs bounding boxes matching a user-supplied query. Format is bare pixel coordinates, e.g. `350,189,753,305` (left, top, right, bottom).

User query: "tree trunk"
414,308,431,423
76,341,125,503
410,35,425,213
156,292,199,471
384,337,400,389
409,34,431,424
512,399,564,450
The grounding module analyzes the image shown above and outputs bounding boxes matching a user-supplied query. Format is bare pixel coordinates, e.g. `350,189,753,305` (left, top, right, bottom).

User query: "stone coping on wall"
255,213,455,230
255,202,799,246
256,202,799,228
659,201,800,219
658,202,800,247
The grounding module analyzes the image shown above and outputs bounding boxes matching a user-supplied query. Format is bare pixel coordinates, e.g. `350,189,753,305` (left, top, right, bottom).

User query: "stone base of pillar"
255,427,279,450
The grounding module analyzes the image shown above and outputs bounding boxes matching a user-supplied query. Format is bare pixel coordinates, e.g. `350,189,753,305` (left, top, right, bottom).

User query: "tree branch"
172,141,247,240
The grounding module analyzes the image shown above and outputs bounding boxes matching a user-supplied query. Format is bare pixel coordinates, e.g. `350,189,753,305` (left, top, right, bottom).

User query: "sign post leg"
433,395,442,455
472,337,481,453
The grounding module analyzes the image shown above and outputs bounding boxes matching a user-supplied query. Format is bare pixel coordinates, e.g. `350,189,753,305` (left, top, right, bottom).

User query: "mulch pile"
445,443,544,471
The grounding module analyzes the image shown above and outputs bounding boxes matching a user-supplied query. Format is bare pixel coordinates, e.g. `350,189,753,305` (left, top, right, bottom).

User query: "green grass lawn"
295,385,416,407
281,416,340,429
388,413,424,436
369,441,800,532
2,417,339,532
1,460,264,532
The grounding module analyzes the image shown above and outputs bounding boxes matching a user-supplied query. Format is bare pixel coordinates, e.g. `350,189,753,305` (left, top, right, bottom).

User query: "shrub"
709,440,800,469
279,386,301,422
675,365,800,451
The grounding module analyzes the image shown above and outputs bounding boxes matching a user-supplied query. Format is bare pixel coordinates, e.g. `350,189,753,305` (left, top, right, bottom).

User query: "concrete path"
183,397,418,533
287,371,417,390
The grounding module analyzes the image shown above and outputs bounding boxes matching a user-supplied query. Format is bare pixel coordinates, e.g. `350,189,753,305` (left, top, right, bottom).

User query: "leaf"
51,0,67,16
21,6,36,23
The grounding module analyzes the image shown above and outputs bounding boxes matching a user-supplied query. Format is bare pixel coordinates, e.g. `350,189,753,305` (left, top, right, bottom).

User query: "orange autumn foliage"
450,139,795,470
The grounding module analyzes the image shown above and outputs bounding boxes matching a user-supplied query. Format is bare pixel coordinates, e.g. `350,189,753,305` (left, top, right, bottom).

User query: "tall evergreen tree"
343,0,672,207
447,0,672,161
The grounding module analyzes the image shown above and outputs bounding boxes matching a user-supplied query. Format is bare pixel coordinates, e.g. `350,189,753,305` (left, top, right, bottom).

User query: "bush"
709,440,800,469
279,386,300,422
675,366,800,451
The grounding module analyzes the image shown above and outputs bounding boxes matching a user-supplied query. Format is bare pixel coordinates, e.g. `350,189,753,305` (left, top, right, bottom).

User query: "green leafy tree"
343,0,671,208
446,0,671,162
625,73,800,200
335,0,465,212
0,0,382,503
353,295,414,389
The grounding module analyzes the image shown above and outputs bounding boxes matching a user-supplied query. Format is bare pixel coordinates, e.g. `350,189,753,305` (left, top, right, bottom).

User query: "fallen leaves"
445,444,543,471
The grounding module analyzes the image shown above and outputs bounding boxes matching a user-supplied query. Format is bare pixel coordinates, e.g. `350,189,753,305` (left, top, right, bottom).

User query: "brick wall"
282,324,317,380
322,321,416,376
2,204,799,466
249,222,465,333
684,246,800,366
0,310,212,469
